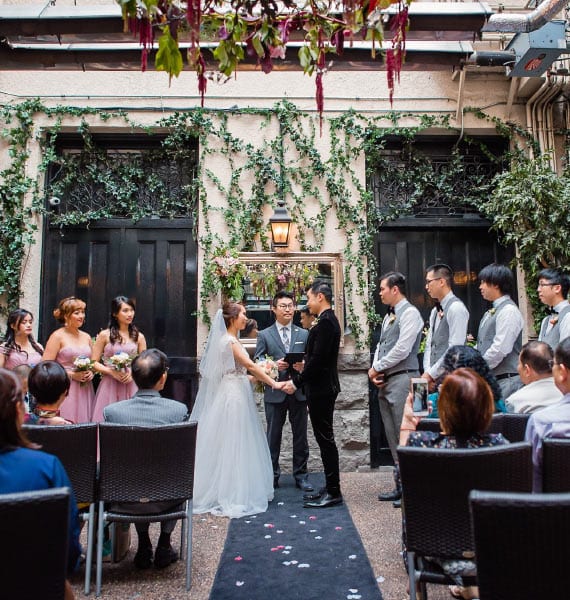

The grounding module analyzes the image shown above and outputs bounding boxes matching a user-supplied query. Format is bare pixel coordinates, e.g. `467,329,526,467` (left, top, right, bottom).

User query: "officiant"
254,291,313,492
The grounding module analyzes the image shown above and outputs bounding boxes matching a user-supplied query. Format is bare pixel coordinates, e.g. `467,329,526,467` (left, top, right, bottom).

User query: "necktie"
281,327,290,352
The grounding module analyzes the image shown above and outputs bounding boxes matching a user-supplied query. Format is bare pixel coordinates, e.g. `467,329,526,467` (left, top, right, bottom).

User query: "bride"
191,302,286,518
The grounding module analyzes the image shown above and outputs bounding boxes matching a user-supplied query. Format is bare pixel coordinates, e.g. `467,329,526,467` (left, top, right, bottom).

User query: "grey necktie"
281,327,290,352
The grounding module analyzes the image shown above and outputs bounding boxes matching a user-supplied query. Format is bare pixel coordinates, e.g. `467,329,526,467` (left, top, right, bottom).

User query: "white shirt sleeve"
422,309,435,373
373,308,424,372
482,303,524,369
427,301,469,378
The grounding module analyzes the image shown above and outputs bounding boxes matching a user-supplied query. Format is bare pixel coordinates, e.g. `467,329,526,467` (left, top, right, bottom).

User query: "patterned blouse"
406,430,508,448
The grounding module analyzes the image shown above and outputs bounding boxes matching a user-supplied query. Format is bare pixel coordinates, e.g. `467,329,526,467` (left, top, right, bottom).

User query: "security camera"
48,196,61,207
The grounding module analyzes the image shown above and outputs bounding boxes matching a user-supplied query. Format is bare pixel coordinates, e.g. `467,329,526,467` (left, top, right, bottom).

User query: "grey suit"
254,323,309,482
103,389,189,534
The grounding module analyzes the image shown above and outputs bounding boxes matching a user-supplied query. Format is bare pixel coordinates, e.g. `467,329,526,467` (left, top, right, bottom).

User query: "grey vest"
539,304,570,348
430,296,464,365
477,298,522,375
376,301,421,375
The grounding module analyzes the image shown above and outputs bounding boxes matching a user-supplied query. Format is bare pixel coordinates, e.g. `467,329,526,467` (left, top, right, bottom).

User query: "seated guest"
505,341,562,414
299,305,315,330
0,368,81,600
25,361,72,425
429,345,505,419
12,363,32,413
525,337,570,492
400,368,508,600
103,348,189,570
242,318,258,339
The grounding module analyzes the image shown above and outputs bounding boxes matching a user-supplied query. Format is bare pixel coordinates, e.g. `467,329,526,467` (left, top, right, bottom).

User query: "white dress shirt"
373,299,424,372
423,291,469,378
505,377,562,414
480,295,524,370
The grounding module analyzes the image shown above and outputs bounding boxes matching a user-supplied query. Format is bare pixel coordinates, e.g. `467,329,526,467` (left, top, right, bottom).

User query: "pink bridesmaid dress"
91,340,138,422
56,345,95,423
1,347,43,369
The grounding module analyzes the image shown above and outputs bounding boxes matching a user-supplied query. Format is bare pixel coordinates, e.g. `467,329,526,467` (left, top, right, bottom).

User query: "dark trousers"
307,390,340,495
265,395,309,480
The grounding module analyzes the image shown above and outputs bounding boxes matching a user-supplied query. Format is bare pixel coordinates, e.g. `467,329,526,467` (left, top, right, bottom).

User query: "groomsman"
422,264,469,387
477,263,524,398
537,268,570,347
368,271,423,503
255,291,312,492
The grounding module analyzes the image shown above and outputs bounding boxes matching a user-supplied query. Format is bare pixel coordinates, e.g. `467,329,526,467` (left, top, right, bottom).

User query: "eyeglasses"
425,277,442,285
538,282,556,288
276,304,294,310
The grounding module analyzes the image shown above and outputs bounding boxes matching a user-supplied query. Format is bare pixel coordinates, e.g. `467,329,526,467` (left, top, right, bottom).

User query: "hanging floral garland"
117,0,412,119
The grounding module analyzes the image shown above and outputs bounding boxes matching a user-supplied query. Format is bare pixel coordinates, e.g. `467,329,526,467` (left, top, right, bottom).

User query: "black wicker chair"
416,418,440,433
0,487,71,600
542,437,570,492
95,422,198,597
500,412,530,442
470,490,570,600
23,423,98,594
397,442,532,600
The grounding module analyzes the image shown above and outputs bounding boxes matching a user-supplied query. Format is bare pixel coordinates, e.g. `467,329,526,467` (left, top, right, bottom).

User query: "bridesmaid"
91,296,146,422
0,309,44,369
42,297,95,423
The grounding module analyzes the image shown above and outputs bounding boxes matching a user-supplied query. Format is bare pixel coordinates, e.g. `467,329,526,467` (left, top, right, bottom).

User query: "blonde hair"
53,297,86,324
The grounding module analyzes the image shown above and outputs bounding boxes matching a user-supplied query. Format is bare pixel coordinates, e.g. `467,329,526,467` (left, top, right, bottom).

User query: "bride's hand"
273,381,287,391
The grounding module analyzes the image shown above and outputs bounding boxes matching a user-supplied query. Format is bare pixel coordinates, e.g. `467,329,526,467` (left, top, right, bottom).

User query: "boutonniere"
437,309,444,319
550,316,559,325
488,308,496,316
388,315,396,325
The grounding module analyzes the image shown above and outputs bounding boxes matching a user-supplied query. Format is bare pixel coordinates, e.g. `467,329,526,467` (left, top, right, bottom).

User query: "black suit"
292,307,341,495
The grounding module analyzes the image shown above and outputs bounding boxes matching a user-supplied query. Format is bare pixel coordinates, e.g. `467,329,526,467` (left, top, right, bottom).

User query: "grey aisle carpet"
209,473,383,600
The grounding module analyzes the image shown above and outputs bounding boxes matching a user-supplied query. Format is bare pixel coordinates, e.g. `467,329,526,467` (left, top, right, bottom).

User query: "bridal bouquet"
254,355,278,393
73,355,95,386
107,351,133,371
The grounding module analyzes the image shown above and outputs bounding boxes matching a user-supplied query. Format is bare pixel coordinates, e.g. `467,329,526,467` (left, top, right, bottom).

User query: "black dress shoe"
303,486,326,501
134,545,153,570
295,478,315,492
304,492,343,508
154,544,178,569
392,499,402,509
378,488,401,501
273,477,280,489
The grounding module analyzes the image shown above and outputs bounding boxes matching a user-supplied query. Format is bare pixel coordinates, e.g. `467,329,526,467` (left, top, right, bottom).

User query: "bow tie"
434,301,443,313
387,306,395,316
549,307,558,315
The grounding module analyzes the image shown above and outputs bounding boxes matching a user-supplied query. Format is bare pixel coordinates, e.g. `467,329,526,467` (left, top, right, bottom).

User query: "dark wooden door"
369,223,515,466
40,218,197,407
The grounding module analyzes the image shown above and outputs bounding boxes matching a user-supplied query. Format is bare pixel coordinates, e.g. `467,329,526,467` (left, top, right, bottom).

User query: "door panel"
41,219,197,407
369,226,515,466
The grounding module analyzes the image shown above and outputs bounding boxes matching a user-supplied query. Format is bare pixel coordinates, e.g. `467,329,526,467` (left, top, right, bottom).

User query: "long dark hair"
109,296,139,345
1,309,43,358
0,368,35,450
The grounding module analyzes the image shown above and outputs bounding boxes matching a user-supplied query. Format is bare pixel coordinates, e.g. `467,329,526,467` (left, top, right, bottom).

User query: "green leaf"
155,27,183,79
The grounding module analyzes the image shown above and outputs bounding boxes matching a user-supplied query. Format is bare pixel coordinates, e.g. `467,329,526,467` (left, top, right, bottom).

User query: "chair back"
416,418,440,433
470,490,570,600
97,422,197,504
397,442,532,559
501,412,530,442
23,423,98,504
0,487,70,600
543,438,570,492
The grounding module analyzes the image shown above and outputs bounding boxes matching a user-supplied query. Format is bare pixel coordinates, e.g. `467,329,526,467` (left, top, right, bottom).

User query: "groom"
283,281,342,508
255,291,313,492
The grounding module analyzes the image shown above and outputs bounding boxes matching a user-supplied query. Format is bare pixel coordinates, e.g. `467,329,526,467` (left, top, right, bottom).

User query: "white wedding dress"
192,324,274,519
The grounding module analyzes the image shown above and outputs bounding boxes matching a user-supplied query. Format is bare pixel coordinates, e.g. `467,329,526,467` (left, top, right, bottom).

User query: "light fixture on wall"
269,200,292,249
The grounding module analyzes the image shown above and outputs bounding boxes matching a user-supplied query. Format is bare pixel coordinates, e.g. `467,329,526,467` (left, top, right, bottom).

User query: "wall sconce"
269,200,292,248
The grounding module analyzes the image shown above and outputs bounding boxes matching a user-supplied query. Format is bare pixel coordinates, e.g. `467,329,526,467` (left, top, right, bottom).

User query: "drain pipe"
483,0,567,32
526,79,552,158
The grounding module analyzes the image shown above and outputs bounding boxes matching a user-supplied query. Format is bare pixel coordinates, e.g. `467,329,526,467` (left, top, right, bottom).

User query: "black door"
40,218,198,407
369,223,515,466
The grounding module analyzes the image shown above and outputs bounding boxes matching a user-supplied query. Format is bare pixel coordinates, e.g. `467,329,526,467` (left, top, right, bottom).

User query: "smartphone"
411,378,429,416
